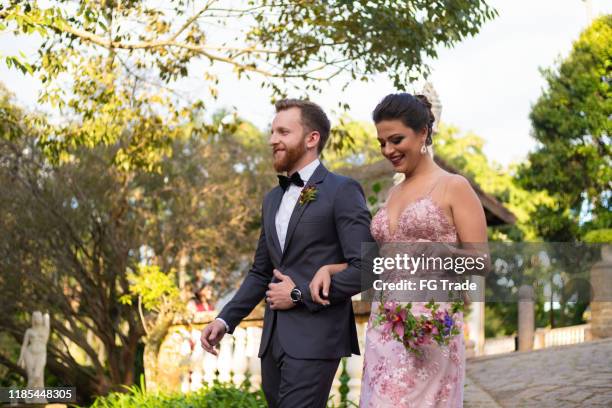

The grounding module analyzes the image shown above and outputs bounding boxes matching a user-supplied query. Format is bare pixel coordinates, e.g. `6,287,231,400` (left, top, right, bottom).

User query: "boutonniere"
299,185,318,206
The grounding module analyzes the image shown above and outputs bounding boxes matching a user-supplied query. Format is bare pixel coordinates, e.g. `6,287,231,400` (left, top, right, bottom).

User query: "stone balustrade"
533,323,591,348
483,323,592,357
154,310,368,404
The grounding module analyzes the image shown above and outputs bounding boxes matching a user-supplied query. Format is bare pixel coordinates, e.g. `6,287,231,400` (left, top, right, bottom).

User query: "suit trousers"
261,314,341,408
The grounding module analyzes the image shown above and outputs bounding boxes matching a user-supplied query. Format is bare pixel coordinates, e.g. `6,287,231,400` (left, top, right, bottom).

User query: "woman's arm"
448,175,490,275
322,263,349,276
309,263,349,305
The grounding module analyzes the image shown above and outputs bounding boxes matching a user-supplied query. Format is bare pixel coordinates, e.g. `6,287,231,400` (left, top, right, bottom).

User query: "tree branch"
167,0,217,42
0,352,26,380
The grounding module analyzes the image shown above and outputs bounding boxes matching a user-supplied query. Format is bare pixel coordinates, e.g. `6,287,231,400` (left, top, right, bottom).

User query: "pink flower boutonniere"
299,185,318,206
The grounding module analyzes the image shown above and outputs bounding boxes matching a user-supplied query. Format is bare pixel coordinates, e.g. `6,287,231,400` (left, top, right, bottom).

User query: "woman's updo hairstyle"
372,93,435,146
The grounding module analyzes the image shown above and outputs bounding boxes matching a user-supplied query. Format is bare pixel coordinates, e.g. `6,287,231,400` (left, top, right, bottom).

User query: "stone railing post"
190,329,205,391
346,354,363,403
591,244,612,339
518,284,535,351
246,326,262,391
203,344,218,385
217,335,233,383
330,363,342,405
232,327,248,386
346,321,367,403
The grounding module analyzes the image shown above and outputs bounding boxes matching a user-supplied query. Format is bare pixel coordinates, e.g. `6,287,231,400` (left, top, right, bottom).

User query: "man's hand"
266,269,296,310
200,320,227,356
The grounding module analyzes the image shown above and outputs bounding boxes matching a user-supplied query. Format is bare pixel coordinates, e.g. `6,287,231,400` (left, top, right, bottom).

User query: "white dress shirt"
275,158,320,251
215,158,320,333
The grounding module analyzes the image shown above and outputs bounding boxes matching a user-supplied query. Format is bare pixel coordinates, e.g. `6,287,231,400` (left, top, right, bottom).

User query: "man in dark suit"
201,99,373,408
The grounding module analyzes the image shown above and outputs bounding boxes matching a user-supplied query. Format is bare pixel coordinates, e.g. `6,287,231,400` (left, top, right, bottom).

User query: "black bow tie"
278,172,304,191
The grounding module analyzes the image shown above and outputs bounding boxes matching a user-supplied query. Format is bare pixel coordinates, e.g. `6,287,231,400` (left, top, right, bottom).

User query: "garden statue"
17,311,50,403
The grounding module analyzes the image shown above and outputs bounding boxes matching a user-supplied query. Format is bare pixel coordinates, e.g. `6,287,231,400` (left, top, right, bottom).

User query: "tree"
517,15,612,241
1,0,497,169
0,86,273,402
119,264,185,392
433,124,553,241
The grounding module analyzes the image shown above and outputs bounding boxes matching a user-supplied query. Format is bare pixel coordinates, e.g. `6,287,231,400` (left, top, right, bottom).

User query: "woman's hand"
310,265,332,305
309,263,349,305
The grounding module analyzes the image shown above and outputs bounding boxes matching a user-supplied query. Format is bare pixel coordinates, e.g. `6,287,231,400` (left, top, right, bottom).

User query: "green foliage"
0,0,496,169
323,119,380,171
89,377,361,408
119,264,184,347
434,125,552,241
120,265,182,314
583,228,612,243
0,83,31,141
89,377,266,408
517,15,612,241
0,0,497,89
338,358,350,406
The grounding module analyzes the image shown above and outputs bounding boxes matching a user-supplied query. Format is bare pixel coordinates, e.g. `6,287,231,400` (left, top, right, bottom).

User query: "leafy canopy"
517,15,611,240
1,0,497,169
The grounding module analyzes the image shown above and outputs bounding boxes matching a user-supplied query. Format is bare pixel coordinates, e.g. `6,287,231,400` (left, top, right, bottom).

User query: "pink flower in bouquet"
382,302,407,339
404,336,418,349
422,320,434,335
416,335,428,345
383,301,398,314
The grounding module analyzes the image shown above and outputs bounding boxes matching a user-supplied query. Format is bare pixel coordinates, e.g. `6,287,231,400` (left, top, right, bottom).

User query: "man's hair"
275,99,331,154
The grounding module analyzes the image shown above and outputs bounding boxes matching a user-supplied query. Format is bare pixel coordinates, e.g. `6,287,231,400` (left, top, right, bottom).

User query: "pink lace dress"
360,195,465,408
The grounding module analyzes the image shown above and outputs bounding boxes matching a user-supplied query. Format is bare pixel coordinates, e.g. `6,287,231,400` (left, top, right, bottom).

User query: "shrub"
88,378,266,408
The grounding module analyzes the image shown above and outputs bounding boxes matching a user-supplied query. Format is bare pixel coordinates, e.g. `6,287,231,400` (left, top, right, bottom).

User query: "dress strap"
384,183,400,205
426,176,444,196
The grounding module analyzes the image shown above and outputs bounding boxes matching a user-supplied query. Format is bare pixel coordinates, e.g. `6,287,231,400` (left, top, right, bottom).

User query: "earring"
420,144,427,155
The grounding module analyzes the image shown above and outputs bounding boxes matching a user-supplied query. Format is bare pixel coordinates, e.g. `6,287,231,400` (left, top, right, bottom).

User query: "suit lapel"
281,163,329,258
266,186,284,258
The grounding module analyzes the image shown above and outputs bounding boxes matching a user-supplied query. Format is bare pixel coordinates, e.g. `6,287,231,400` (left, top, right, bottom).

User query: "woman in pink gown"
311,93,487,407
361,183,465,407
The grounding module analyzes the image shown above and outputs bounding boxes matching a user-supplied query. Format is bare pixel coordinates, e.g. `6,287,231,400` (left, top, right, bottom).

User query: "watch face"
291,288,301,302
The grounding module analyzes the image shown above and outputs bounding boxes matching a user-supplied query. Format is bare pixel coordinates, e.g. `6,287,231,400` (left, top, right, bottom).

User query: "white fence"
482,323,591,356
534,323,590,349
483,336,516,356
169,322,368,404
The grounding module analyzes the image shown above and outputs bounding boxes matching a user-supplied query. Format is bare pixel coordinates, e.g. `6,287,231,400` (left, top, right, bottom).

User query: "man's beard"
273,140,307,173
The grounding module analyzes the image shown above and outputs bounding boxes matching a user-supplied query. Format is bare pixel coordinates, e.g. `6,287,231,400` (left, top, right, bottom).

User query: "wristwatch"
290,287,302,304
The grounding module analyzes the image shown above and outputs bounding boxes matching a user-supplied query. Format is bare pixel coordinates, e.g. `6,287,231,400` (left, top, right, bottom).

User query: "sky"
1,0,610,166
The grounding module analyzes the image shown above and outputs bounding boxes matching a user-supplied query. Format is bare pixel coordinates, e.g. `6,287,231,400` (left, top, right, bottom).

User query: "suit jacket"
217,163,374,359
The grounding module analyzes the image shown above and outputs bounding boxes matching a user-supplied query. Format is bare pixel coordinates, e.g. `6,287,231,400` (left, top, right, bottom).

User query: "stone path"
465,338,612,407
464,375,502,408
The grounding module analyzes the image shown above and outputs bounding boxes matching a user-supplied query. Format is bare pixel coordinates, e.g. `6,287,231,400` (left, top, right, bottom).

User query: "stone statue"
17,311,50,403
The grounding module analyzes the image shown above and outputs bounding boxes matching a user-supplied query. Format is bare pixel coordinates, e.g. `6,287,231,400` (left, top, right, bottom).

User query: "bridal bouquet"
373,300,463,356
